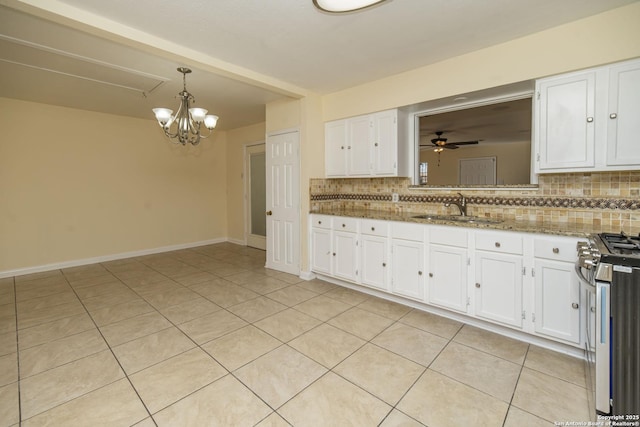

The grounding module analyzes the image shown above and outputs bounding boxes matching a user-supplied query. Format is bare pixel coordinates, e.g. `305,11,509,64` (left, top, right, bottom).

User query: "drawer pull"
587,117,594,123
318,221,322,225
429,273,433,278
418,271,423,276
382,263,386,267
342,224,346,228
572,302,579,309
332,252,336,256
371,227,375,231
495,242,501,248
552,247,559,254
476,283,481,288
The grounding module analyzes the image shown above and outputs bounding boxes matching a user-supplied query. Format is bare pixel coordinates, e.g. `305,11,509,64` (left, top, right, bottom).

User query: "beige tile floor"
0,242,592,426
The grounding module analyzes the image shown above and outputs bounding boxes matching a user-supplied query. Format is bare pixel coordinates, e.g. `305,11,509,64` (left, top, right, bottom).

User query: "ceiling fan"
421,131,479,150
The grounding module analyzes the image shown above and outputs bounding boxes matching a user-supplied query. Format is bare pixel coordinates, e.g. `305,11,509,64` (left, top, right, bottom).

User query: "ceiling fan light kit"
313,0,388,13
152,67,218,146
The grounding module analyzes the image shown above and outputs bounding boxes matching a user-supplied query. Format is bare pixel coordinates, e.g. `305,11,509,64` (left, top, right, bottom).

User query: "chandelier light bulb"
204,115,219,130
189,108,208,122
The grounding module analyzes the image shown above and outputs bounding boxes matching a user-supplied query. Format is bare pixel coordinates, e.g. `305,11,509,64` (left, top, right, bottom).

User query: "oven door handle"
575,263,596,293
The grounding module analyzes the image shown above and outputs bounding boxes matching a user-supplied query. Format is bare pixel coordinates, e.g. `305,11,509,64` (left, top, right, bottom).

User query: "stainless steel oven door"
595,280,611,414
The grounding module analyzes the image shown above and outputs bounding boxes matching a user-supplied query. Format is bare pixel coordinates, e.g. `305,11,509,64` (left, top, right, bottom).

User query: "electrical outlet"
392,193,399,203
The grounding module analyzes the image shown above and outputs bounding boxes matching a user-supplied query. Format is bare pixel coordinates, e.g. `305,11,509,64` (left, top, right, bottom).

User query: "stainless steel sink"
412,214,502,224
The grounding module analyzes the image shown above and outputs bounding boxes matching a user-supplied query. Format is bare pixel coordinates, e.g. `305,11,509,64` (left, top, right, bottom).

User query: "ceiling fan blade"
444,145,459,149
449,140,479,145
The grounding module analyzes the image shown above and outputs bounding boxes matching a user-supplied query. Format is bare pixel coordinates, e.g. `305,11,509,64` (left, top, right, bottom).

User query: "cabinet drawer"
332,216,359,233
534,237,577,262
391,222,424,241
430,226,468,248
311,215,332,230
476,231,523,254
361,219,388,237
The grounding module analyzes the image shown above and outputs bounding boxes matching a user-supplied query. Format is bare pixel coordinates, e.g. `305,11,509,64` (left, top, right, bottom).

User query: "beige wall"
0,97,228,273
420,141,531,185
225,122,266,243
322,3,640,121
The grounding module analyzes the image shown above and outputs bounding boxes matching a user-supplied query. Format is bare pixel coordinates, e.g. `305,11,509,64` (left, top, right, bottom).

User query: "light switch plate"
391,193,399,203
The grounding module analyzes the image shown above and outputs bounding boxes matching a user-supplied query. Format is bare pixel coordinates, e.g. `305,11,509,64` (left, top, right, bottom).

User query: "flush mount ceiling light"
152,67,218,146
313,0,388,13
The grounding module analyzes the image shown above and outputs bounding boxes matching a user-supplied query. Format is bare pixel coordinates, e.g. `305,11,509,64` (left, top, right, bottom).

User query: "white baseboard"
227,238,246,246
0,238,227,279
299,270,316,281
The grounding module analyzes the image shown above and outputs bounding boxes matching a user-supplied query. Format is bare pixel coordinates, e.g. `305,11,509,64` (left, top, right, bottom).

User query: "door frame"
244,141,266,250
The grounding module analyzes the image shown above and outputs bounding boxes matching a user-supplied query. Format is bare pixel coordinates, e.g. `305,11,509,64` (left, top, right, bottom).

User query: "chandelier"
152,67,218,146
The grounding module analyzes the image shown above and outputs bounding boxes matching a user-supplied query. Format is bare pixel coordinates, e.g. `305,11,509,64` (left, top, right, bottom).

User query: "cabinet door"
391,239,425,300
536,72,596,171
534,259,581,344
372,110,397,175
428,245,468,313
310,228,331,274
475,251,523,328
325,120,347,177
607,60,640,166
347,115,372,176
361,235,389,291
333,231,358,282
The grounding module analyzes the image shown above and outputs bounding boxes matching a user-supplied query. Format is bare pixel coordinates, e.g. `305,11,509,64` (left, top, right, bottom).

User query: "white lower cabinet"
391,239,425,300
333,230,358,282
310,227,331,275
475,251,523,328
428,245,468,313
360,234,389,291
309,214,582,348
533,258,581,344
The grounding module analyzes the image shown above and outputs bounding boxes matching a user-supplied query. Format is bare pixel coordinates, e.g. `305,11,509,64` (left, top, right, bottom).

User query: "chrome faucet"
444,192,467,216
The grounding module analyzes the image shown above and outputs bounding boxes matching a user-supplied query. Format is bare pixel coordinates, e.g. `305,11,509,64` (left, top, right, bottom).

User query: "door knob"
476,283,481,288
265,210,272,216
572,303,579,309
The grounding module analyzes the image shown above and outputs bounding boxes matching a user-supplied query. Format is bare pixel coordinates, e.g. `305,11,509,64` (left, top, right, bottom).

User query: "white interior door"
266,130,300,275
459,156,496,185
245,143,266,250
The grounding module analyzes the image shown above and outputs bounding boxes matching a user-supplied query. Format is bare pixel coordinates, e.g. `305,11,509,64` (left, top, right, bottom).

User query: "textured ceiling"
0,0,637,130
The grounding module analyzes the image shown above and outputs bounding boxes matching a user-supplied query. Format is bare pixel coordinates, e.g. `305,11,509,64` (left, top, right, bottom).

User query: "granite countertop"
310,208,628,237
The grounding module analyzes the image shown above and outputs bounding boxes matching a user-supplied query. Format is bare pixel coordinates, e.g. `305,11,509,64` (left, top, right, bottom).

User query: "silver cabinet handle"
572,302,579,309
587,117,594,123
476,283,481,288
553,247,559,254
495,242,501,248
610,113,617,119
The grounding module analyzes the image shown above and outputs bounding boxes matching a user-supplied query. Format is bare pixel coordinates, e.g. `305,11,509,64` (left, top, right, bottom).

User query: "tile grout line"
61,269,158,427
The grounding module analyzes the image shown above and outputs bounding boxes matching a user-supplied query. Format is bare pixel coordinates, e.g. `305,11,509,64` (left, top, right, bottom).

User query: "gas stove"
592,232,640,268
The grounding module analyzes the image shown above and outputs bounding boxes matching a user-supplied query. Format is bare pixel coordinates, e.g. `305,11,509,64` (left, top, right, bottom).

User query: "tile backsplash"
310,172,640,232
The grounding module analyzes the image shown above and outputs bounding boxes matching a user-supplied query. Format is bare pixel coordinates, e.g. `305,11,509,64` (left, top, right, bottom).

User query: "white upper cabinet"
324,120,347,176
347,115,373,176
607,60,640,166
535,58,640,173
536,71,596,170
324,109,408,178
